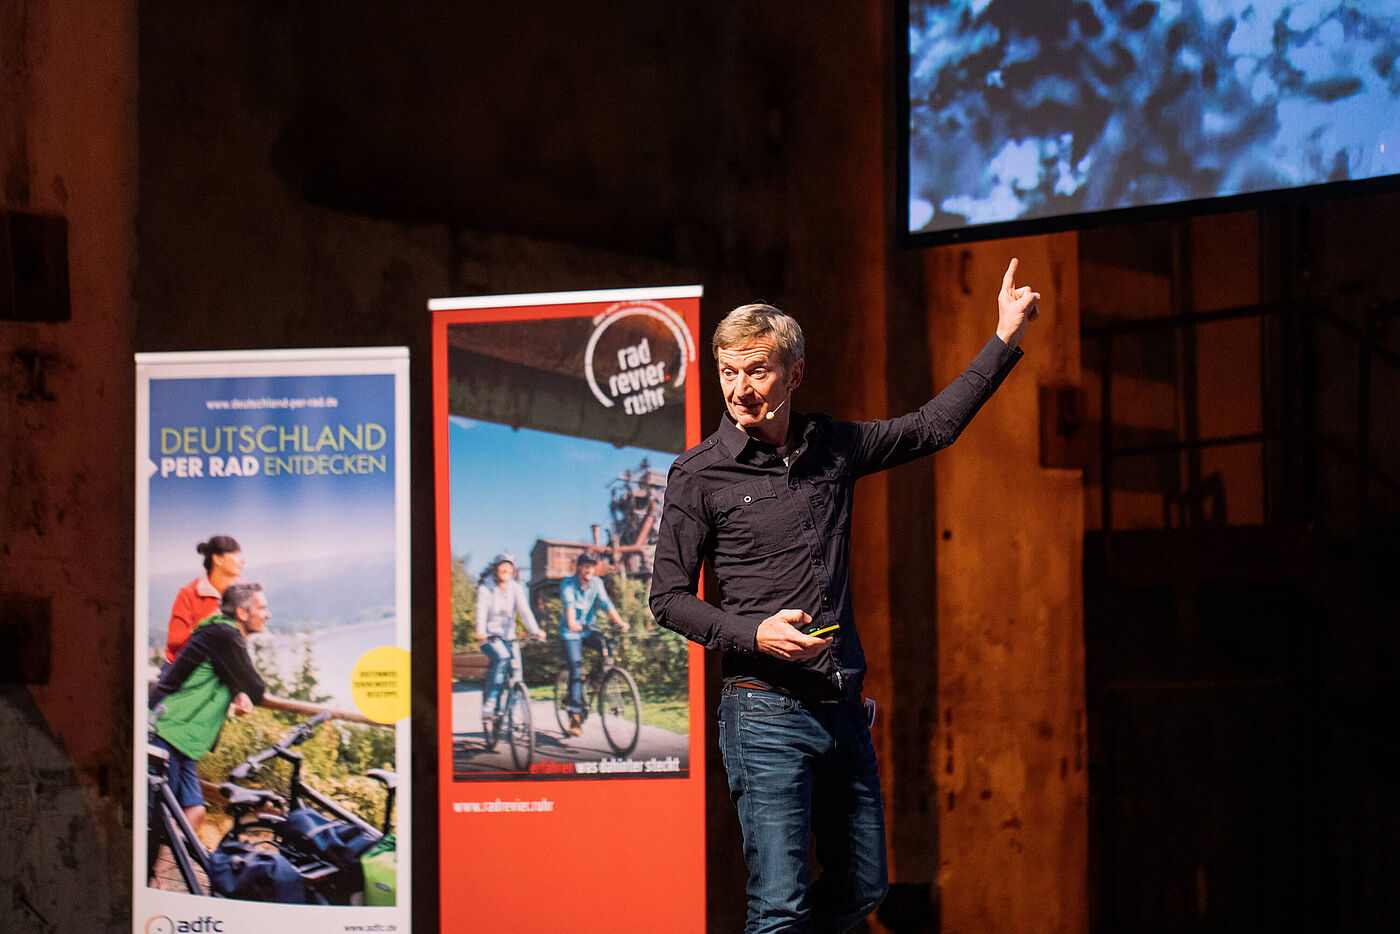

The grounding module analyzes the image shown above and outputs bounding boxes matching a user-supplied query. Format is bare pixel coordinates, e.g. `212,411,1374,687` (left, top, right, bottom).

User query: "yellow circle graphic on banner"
350,646,411,723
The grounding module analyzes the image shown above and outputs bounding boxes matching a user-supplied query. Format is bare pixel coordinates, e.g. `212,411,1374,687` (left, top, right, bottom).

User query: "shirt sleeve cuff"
738,615,762,654
979,335,1023,376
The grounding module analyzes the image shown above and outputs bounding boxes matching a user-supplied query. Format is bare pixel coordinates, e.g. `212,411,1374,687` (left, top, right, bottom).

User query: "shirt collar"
715,412,812,462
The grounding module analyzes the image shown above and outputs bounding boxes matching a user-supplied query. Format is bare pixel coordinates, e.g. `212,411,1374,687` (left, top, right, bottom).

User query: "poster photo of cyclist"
435,292,701,783
445,419,692,781
433,288,707,933
133,349,411,931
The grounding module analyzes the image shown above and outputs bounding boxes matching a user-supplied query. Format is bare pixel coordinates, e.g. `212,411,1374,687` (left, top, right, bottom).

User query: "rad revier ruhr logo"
584,300,695,415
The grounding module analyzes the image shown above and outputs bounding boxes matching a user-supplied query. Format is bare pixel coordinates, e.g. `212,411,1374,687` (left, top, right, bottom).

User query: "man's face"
238,591,270,634
576,563,595,584
716,337,802,437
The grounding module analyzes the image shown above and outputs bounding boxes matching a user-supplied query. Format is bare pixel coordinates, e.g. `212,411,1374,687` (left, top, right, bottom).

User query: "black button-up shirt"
649,336,1022,700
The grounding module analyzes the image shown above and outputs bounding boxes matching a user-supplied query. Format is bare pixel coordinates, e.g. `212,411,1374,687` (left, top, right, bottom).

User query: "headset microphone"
765,394,789,421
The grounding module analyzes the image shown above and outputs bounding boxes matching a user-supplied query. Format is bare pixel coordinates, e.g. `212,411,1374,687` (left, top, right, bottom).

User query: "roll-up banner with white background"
133,348,411,934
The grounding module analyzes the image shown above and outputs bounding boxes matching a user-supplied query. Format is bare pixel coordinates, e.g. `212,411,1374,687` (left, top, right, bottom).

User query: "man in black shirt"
650,260,1041,933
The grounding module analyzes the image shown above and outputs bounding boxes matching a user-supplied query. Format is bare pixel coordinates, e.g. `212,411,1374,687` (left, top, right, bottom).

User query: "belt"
730,681,842,704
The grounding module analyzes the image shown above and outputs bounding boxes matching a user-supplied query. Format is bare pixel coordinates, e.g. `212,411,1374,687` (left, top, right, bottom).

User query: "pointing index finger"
1002,257,1020,294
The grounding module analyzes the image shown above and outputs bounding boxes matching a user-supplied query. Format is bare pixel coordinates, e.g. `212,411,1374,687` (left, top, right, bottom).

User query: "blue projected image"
907,0,1400,237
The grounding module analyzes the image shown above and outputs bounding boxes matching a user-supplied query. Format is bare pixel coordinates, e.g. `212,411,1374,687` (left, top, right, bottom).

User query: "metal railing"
1083,297,1399,540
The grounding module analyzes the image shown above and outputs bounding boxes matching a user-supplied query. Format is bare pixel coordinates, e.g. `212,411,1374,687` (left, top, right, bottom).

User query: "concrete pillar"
925,234,1087,933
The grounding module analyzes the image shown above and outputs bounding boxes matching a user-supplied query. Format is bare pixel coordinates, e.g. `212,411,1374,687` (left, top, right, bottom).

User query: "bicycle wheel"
552,668,571,734
506,682,535,770
598,667,642,756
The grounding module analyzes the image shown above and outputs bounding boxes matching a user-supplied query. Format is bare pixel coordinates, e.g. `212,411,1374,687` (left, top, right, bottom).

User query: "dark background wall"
3,0,1399,931
132,5,892,930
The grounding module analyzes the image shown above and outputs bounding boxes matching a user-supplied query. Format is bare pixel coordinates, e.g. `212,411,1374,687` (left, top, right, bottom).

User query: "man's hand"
996,257,1042,350
532,630,547,642
756,609,831,661
613,613,630,633
231,692,253,716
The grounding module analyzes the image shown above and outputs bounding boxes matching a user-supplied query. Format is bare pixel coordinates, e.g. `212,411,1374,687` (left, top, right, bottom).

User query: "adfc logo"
146,915,224,933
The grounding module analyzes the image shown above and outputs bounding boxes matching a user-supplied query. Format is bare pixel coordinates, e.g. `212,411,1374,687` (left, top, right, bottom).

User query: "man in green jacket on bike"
150,580,269,833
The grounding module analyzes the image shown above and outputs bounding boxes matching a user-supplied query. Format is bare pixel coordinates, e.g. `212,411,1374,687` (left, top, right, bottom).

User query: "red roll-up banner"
431,287,705,932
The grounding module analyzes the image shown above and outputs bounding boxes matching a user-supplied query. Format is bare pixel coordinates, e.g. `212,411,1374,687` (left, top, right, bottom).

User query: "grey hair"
711,303,805,371
221,581,264,616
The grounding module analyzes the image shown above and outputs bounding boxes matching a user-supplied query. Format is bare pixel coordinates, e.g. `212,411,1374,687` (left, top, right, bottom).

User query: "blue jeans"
718,685,888,934
561,630,607,714
151,733,203,809
481,639,521,717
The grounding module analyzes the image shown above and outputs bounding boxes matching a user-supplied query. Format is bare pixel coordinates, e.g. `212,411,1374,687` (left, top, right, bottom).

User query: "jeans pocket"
736,689,799,719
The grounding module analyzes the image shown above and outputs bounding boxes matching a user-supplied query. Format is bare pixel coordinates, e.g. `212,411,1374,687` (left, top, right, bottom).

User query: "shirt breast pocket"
809,466,851,534
710,479,795,557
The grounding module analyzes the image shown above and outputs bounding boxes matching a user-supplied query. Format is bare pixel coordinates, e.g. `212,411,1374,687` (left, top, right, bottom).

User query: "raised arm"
847,258,1041,476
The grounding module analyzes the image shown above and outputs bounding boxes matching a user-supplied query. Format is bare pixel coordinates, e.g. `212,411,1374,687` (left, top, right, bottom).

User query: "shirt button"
743,495,752,503
802,520,812,529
